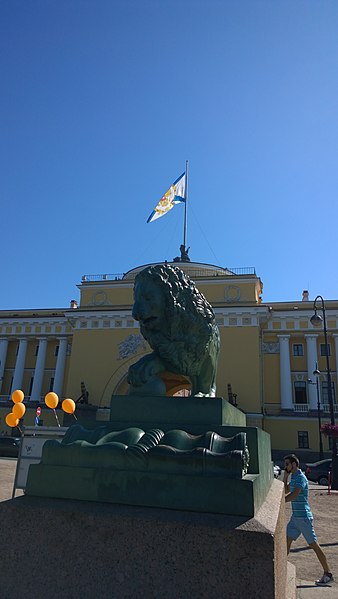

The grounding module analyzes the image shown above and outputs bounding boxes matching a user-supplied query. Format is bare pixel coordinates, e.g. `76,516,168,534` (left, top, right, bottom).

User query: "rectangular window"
35,345,39,356
321,381,336,404
298,431,309,449
320,343,331,357
49,377,54,392
293,344,304,356
54,345,59,357
294,381,307,404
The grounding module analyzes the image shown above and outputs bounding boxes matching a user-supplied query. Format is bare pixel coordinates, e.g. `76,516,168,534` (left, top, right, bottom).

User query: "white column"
53,337,68,397
278,335,293,409
305,334,318,410
11,338,28,392
30,338,48,401
333,335,338,383
0,338,8,393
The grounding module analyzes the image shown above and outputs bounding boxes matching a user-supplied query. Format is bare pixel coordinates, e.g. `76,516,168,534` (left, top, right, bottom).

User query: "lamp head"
313,368,321,377
310,311,323,327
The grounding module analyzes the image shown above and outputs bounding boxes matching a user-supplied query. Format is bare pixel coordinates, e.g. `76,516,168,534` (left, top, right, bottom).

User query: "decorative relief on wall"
90,291,112,307
262,342,280,354
229,317,237,326
118,334,148,360
224,285,241,303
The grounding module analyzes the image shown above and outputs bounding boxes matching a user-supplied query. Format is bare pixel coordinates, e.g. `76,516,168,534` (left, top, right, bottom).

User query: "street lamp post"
310,295,338,489
307,363,324,461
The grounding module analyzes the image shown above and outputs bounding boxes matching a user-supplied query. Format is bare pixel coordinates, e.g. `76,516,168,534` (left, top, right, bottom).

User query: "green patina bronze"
128,264,220,397
26,395,273,517
26,423,261,516
25,266,274,517
33,426,249,476
109,395,246,429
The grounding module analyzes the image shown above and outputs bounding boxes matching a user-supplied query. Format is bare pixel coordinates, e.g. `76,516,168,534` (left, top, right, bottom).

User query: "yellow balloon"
12,389,24,404
5,413,19,428
12,403,26,419
45,392,59,409
62,398,76,414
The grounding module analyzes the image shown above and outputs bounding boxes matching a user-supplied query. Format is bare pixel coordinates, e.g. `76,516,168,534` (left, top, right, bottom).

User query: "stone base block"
110,394,247,428
26,465,261,517
0,480,291,599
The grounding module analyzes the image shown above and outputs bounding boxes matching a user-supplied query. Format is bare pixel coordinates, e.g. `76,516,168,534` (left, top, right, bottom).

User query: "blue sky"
2,0,338,309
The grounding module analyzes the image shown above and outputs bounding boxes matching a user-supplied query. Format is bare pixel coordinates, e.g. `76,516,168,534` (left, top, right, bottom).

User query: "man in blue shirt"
284,453,334,586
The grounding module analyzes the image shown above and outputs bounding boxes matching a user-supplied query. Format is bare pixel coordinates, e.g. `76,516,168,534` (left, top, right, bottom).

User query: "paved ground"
1,458,337,597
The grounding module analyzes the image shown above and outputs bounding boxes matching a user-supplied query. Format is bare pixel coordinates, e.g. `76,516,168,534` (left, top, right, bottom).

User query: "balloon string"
72,413,78,420
53,409,61,428
17,425,23,435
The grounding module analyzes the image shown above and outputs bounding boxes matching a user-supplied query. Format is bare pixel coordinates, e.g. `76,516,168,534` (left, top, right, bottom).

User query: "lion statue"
127,264,220,396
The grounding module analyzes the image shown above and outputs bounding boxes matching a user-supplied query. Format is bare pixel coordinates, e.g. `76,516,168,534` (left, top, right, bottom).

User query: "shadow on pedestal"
0,481,293,599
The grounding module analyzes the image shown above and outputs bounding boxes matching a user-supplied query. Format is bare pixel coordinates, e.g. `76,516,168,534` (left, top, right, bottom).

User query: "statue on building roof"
173,244,191,263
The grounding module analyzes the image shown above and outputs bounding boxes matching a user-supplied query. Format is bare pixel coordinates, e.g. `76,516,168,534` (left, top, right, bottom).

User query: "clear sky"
2,0,338,309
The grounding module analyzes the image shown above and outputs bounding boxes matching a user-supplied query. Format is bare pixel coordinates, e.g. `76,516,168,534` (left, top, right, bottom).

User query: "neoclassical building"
0,260,337,455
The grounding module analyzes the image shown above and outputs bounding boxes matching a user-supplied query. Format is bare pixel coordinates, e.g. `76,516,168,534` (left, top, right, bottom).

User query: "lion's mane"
134,264,220,376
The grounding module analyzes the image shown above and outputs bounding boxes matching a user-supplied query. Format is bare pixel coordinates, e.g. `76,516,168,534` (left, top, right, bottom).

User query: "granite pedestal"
0,480,294,599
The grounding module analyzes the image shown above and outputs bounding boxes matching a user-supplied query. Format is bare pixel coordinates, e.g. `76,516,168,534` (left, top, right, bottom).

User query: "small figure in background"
76,381,89,405
180,244,190,262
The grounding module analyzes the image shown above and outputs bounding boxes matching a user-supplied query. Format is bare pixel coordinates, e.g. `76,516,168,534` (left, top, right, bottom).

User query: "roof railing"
81,267,256,283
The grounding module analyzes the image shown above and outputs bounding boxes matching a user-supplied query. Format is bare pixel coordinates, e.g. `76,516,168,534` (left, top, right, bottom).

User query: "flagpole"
183,160,188,247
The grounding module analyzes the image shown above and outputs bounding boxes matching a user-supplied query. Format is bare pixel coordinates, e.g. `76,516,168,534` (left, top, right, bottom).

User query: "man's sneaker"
315,573,334,586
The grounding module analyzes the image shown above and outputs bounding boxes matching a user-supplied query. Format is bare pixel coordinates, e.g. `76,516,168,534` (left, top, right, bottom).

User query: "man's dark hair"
283,454,299,467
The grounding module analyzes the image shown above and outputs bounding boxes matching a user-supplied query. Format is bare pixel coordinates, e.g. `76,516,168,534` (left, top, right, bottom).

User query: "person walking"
283,453,334,586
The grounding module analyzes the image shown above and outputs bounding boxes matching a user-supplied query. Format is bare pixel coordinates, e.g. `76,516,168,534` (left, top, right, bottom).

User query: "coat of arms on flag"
147,172,186,223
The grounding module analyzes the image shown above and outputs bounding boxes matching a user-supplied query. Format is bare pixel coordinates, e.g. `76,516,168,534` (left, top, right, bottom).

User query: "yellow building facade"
1,260,337,457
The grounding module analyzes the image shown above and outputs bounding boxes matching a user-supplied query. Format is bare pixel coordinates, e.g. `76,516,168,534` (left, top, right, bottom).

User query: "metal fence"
81,266,256,283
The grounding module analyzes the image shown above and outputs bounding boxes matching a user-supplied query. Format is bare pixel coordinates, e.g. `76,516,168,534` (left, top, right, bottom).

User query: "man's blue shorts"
287,516,317,544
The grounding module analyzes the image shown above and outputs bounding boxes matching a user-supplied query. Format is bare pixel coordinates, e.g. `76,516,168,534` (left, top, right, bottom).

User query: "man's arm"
285,486,301,503
283,471,290,494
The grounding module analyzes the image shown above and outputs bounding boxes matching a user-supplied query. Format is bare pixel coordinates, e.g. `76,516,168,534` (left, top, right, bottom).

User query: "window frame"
321,381,336,404
292,343,304,357
298,430,309,449
294,381,308,404
320,343,331,357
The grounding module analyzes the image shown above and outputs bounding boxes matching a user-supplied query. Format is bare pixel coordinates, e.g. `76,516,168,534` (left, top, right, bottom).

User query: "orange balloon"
45,392,59,409
12,389,24,404
12,403,26,419
5,413,19,428
62,398,76,414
